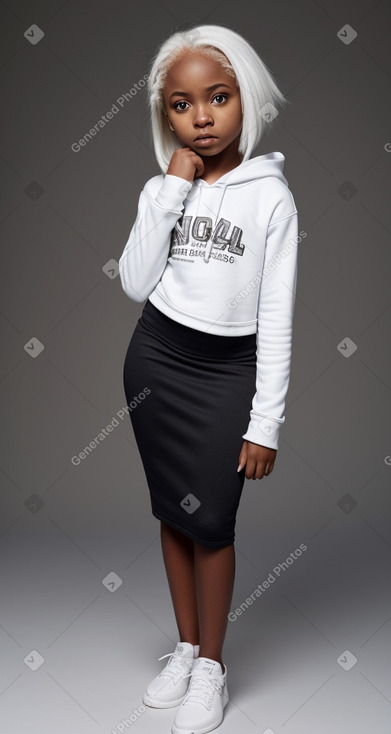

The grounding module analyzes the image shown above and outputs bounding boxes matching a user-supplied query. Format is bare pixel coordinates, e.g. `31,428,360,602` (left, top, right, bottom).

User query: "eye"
173,101,190,111
213,94,228,104
173,93,228,112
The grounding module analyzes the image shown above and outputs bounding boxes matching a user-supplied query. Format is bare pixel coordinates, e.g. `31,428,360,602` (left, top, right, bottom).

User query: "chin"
194,148,217,156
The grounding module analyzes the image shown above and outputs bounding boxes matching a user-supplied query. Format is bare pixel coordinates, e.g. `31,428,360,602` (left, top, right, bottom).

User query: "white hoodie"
119,151,299,451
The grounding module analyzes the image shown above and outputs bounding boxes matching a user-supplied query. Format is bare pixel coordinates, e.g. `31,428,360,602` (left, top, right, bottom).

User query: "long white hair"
146,24,288,174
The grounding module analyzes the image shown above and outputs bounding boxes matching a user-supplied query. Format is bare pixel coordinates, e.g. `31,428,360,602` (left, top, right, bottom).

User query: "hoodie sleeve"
242,190,298,451
119,174,193,302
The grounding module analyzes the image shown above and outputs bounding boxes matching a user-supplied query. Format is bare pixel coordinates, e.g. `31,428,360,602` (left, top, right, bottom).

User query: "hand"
166,146,204,183
237,440,277,480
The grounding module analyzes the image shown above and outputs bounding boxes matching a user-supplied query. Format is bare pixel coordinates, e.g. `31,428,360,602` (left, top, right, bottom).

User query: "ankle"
181,640,199,648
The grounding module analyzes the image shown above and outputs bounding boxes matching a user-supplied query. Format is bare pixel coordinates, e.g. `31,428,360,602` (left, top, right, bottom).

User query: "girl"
119,24,298,734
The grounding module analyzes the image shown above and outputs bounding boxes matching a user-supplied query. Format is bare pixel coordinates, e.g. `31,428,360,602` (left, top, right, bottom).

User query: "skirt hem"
152,510,235,549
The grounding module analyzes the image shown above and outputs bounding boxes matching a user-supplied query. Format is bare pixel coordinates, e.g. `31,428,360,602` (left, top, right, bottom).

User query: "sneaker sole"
143,692,188,709
171,691,229,734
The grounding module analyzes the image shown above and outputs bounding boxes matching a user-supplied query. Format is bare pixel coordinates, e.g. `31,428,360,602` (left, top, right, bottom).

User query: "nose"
193,103,214,128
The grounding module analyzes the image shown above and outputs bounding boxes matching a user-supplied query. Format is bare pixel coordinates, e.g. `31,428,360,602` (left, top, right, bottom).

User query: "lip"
193,135,217,146
194,134,217,141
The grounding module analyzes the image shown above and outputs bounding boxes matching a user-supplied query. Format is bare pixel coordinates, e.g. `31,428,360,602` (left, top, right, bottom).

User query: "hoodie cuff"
154,174,193,212
242,414,285,451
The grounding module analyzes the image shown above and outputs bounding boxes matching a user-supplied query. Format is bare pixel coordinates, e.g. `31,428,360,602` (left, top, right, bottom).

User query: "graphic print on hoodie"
170,211,245,263
119,152,300,450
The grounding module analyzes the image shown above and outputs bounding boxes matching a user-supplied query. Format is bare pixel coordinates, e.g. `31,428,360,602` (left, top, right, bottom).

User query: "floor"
1,512,390,734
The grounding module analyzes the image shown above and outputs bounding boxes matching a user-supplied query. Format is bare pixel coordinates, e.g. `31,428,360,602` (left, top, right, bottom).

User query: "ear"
162,109,173,131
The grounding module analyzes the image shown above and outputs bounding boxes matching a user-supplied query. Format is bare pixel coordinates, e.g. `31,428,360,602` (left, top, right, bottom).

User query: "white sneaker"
171,656,229,734
143,641,200,708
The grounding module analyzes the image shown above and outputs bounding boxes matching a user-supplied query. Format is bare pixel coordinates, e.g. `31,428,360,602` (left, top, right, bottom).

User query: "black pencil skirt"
123,299,257,549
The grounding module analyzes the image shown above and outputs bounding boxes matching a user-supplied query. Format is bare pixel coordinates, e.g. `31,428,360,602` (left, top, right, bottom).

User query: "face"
162,50,243,159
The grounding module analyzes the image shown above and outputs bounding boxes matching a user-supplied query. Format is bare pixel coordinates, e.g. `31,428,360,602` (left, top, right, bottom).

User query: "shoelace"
180,668,224,710
157,651,193,682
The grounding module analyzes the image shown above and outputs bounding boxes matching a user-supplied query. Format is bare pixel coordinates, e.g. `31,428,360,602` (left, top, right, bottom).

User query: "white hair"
146,24,289,174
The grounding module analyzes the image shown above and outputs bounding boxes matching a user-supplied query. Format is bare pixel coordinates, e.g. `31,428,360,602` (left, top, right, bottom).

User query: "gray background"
1,1,391,732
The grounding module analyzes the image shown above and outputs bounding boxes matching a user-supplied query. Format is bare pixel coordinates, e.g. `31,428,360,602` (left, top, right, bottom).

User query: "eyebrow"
169,83,232,100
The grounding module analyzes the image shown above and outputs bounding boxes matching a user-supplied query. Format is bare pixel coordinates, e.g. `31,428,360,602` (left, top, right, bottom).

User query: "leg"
194,542,235,668
160,521,199,645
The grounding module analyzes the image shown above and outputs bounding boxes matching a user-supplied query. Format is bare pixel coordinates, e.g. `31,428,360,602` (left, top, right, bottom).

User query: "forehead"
164,50,232,89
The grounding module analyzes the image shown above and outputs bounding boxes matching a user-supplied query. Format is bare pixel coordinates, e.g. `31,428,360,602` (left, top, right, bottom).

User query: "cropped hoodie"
119,151,299,450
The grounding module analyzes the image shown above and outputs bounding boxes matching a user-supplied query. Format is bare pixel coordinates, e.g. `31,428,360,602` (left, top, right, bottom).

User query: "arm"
242,192,299,452
119,174,193,302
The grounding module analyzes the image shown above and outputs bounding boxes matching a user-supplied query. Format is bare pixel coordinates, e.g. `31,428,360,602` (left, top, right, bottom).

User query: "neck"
196,138,243,182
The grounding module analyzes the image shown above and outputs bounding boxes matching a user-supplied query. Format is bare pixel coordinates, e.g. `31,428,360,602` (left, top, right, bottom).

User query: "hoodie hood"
191,151,288,262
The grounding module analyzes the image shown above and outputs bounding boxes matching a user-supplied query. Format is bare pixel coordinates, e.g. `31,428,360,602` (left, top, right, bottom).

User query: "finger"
244,451,260,480
195,161,204,177
255,462,266,480
237,443,247,472
237,455,246,472
245,457,256,480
